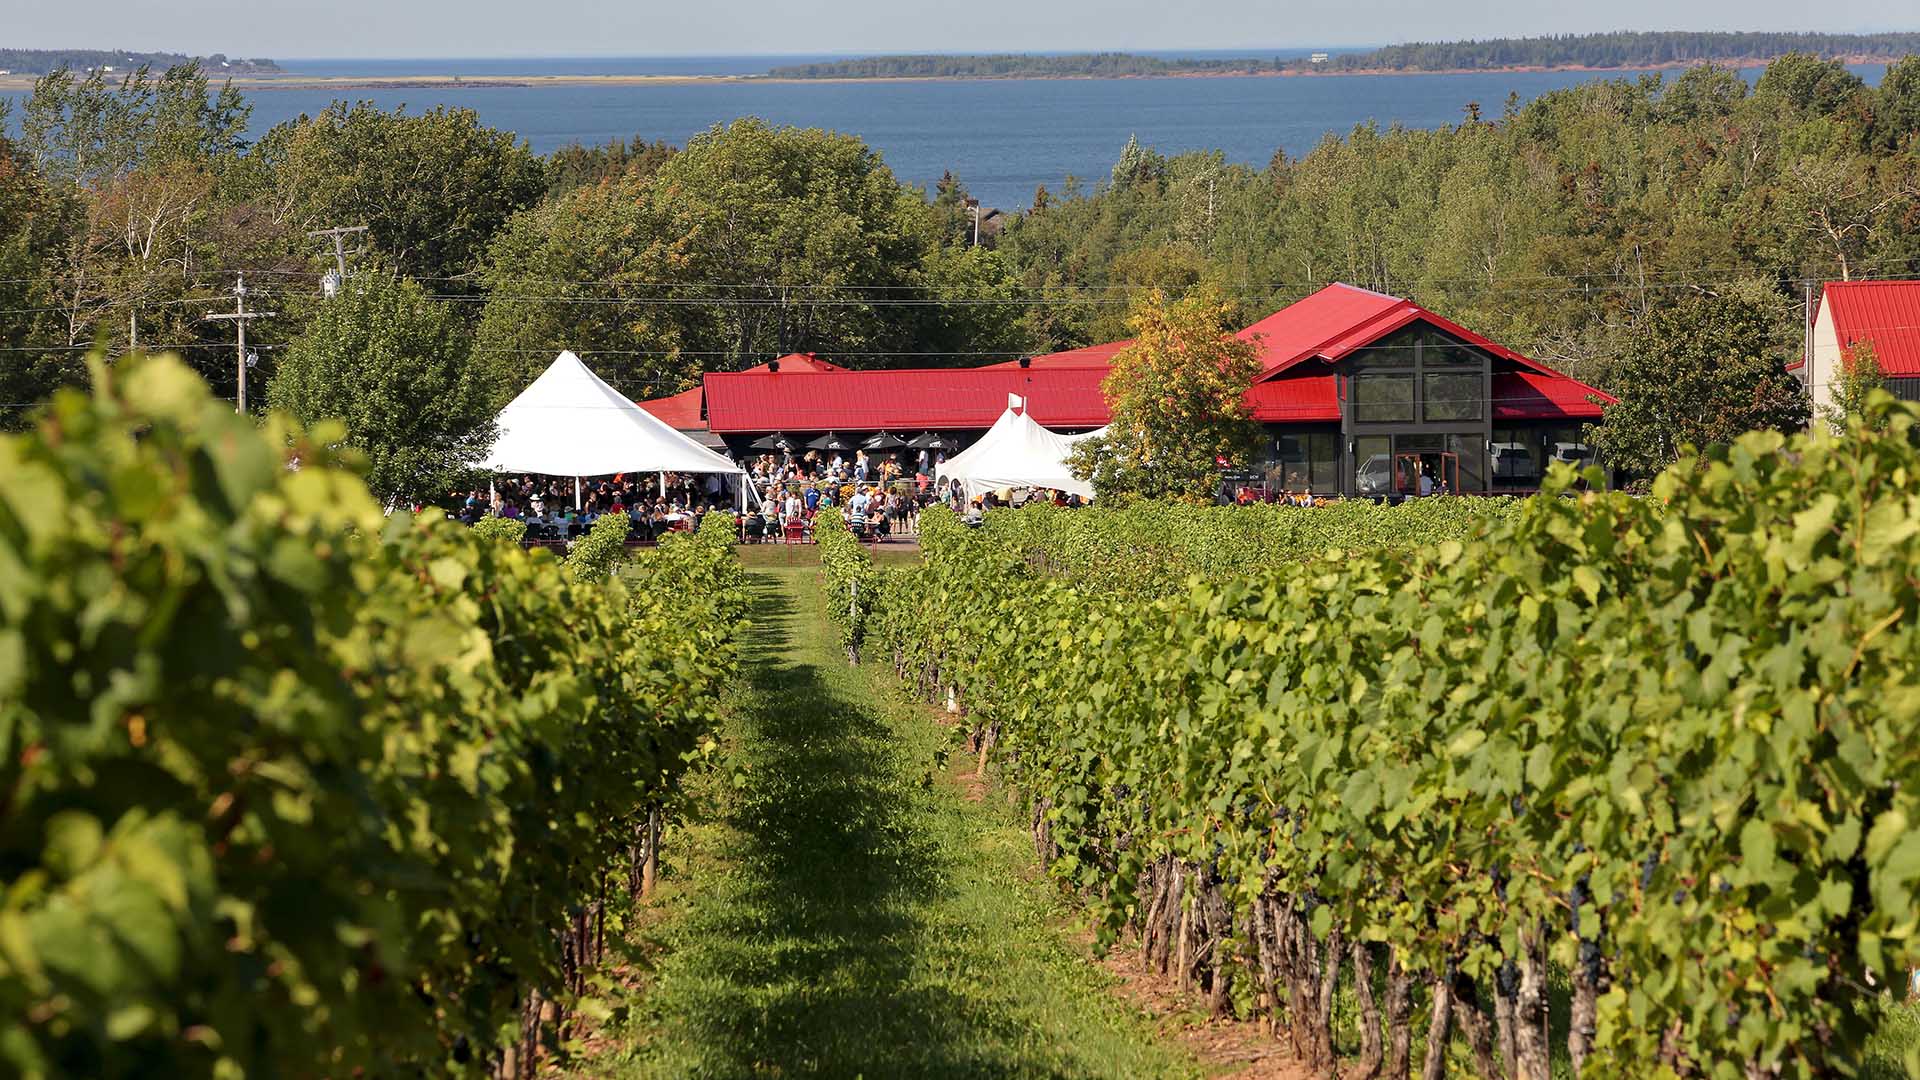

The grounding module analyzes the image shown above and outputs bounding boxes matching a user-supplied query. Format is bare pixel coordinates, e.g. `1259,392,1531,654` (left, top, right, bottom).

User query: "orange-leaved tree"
1069,288,1262,503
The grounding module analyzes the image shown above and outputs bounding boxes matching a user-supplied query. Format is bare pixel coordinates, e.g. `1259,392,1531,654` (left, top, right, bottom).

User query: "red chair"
783,519,807,544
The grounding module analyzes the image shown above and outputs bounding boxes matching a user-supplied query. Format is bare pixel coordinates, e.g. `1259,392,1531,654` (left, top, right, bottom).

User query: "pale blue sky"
9,0,1915,58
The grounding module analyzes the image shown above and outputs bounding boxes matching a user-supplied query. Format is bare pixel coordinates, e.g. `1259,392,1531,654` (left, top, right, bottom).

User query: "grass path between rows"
579,564,1206,1079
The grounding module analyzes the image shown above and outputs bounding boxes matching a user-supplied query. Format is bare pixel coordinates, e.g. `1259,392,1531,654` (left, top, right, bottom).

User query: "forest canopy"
0,48,279,75
766,33,1920,79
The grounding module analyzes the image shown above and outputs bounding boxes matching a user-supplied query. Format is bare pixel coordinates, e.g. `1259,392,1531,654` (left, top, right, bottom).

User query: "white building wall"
1806,296,1843,420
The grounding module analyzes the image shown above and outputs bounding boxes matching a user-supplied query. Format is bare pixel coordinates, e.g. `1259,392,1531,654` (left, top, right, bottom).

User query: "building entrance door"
1394,451,1458,496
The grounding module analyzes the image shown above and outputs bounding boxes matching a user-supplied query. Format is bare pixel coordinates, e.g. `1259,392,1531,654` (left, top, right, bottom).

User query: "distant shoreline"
0,56,1897,94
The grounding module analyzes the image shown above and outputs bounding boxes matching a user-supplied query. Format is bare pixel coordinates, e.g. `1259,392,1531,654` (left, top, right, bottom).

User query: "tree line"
765,33,1920,80
0,53,1916,495
1316,31,1920,72
0,48,280,75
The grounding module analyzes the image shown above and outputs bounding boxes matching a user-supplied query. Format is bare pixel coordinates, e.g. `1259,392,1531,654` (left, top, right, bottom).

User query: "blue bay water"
3,57,1889,210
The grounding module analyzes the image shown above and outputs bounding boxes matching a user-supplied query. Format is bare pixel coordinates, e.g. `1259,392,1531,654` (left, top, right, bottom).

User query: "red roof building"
638,353,846,444
636,385,705,430
702,367,1111,433
637,283,1613,495
1804,281,1920,416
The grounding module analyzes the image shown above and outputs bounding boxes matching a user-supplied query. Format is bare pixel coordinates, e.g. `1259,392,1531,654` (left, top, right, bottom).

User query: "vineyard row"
820,401,1920,1079
0,356,747,1078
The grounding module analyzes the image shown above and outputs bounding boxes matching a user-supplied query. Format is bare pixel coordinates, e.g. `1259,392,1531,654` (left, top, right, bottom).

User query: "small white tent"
479,351,743,507
936,402,1105,501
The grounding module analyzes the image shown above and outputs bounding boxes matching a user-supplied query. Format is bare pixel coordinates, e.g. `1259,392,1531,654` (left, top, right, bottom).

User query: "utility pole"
965,197,981,247
202,273,275,414
309,225,368,298
309,225,368,278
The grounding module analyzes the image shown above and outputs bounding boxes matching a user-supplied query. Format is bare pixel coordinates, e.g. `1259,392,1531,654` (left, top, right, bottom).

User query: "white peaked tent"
479,351,743,504
936,399,1106,501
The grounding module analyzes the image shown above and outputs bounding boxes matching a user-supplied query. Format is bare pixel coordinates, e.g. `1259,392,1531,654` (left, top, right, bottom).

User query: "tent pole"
660,473,667,498
574,476,581,510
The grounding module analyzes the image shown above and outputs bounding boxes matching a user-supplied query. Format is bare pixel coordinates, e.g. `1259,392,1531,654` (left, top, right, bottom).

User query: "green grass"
582,565,1198,1079
733,541,924,570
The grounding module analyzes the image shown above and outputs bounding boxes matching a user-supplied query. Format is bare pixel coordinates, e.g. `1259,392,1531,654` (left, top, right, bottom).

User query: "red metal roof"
647,284,1612,434
1239,284,1614,408
1824,280,1920,376
634,354,848,426
702,367,1112,433
636,385,704,429
1246,371,1340,422
983,340,1134,369
1493,371,1607,420
1241,369,1605,423
1239,284,1414,375
760,352,848,373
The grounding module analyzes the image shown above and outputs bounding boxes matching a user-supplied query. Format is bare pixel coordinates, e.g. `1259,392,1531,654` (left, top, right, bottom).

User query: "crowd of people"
444,444,1106,547
1232,485,1334,508
447,473,735,542
744,447,941,541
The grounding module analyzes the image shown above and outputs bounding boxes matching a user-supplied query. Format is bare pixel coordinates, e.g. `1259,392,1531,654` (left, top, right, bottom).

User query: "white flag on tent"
1008,392,1026,411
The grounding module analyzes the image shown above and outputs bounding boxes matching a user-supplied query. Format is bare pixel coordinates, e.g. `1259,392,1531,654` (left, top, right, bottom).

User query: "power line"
209,254,1920,290
3,253,1920,299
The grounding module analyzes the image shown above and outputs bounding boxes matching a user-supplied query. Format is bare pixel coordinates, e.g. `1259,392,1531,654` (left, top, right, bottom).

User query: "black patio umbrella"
863,431,908,450
907,432,954,450
807,431,859,451
750,432,798,451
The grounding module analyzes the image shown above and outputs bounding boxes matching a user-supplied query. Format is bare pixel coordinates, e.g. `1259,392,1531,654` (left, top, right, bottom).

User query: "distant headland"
766,31,1920,80
0,48,281,76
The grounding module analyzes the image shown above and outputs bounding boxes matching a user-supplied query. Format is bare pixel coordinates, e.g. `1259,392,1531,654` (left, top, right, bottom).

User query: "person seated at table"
964,497,985,526
846,487,872,534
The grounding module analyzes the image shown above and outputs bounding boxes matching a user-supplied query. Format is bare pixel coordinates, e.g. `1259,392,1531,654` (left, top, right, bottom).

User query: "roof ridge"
1323,280,1405,302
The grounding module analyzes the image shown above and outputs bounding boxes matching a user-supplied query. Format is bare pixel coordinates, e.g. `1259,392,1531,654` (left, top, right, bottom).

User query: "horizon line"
10,27,1919,64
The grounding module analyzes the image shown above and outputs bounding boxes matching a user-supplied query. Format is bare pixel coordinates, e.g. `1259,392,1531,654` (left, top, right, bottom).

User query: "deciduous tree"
0,139,80,427
1069,288,1262,502
1821,338,1888,434
268,272,493,502
267,103,545,284
471,173,690,400
1589,284,1810,477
